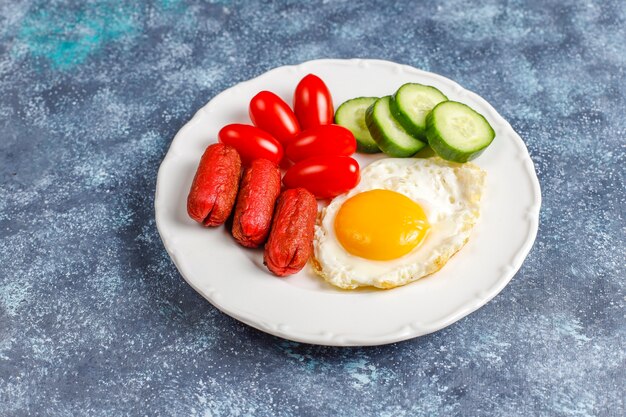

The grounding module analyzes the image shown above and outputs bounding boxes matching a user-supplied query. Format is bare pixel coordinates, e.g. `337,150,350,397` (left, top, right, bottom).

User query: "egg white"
312,157,486,289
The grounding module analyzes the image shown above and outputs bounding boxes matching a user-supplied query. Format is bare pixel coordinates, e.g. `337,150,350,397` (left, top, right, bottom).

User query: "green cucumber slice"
425,101,495,162
390,83,448,140
335,97,381,153
365,96,426,157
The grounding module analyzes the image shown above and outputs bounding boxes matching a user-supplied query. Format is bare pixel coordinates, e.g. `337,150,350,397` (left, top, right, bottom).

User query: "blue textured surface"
1,0,625,415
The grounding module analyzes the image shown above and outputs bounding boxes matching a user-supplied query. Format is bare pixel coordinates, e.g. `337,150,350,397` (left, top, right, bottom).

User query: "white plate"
155,59,541,346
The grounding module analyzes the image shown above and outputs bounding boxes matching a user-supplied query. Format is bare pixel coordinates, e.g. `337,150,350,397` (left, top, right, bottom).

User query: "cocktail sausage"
187,143,241,226
264,188,317,276
232,159,281,247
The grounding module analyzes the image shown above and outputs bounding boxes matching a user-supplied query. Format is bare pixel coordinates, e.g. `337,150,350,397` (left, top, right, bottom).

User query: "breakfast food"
218,124,283,166
283,155,360,199
264,188,317,276
285,124,356,162
187,143,241,227
249,91,300,145
312,158,486,289
293,74,334,129
335,97,380,153
186,73,495,283
232,159,281,248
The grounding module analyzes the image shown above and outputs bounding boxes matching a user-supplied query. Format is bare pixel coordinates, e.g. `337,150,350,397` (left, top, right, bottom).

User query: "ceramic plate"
155,59,541,346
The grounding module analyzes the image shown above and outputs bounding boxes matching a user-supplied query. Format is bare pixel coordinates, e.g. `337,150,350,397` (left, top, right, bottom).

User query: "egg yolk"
334,189,430,261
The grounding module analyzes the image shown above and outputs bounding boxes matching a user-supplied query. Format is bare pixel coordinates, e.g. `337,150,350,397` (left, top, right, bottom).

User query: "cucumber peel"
335,97,381,153
365,96,426,157
390,83,448,140
425,101,495,162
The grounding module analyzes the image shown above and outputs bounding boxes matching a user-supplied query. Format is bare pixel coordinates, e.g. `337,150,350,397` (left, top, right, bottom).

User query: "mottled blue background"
1,0,624,416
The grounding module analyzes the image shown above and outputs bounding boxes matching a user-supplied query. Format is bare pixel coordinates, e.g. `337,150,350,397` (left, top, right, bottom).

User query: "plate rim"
155,58,542,346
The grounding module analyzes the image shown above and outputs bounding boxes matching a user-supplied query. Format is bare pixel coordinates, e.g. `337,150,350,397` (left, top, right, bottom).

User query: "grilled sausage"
232,159,281,248
187,143,241,226
264,188,317,276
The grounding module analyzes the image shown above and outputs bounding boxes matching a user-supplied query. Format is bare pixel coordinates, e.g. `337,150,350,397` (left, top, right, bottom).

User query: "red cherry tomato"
293,74,334,130
249,91,300,146
283,156,360,199
218,124,283,166
286,125,356,163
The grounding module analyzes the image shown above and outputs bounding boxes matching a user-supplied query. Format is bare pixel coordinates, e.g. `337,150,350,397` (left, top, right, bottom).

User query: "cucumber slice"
335,97,381,153
365,96,426,157
425,101,495,162
390,83,448,140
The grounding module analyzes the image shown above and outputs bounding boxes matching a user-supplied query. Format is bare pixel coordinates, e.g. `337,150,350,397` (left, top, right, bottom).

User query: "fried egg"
312,157,486,289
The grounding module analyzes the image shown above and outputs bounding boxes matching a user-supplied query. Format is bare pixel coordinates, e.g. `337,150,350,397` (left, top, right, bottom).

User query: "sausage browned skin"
264,188,317,276
232,159,281,248
187,143,241,226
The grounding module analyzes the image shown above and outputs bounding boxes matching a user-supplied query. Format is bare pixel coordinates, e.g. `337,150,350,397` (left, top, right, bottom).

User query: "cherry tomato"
249,91,300,146
283,156,360,199
293,74,334,130
218,124,283,166
286,125,356,163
